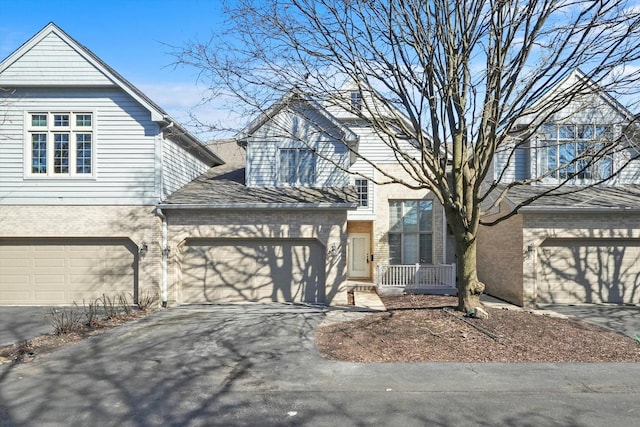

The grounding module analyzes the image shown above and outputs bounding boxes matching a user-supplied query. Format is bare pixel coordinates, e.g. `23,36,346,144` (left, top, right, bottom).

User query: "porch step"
352,290,386,311
347,284,377,292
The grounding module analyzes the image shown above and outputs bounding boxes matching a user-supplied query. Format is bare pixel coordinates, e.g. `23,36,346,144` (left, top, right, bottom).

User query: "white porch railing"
377,263,456,290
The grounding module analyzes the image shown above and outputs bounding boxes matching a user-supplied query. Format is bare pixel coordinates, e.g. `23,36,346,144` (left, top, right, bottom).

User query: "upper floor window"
388,200,433,264
355,178,369,207
278,148,316,185
350,91,362,112
538,124,613,182
27,112,94,177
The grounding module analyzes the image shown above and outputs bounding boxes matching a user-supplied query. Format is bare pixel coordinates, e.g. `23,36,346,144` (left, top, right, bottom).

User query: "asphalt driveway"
539,304,640,339
1,303,640,426
0,307,56,347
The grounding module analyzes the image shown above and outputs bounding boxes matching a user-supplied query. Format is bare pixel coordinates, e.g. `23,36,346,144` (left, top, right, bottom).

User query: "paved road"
1,304,640,426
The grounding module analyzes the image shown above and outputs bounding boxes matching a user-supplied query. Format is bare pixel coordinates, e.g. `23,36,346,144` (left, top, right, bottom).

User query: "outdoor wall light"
329,243,338,256
139,242,148,257
525,244,536,259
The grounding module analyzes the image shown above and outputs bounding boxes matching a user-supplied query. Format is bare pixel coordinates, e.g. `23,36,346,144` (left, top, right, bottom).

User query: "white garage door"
180,239,326,304
537,238,640,304
0,238,136,306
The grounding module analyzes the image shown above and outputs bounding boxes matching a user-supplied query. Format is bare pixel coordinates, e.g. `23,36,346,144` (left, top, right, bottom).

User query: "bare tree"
175,0,640,311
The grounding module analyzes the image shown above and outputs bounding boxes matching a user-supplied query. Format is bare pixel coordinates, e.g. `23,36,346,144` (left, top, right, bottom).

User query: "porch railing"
376,263,456,290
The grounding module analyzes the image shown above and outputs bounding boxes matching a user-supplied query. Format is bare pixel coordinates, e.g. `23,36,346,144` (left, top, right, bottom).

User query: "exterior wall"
497,93,640,185
521,211,640,306
347,162,375,220
0,32,113,86
0,87,161,205
161,138,210,198
164,208,349,306
477,205,525,305
245,105,349,188
347,220,374,279
478,208,640,307
369,164,448,282
0,205,162,302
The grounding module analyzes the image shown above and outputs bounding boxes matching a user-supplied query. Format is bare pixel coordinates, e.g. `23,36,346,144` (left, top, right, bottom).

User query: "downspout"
157,121,170,308
156,207,168,308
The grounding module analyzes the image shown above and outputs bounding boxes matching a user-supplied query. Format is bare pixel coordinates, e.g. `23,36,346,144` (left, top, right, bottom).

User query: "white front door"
348,233,370,278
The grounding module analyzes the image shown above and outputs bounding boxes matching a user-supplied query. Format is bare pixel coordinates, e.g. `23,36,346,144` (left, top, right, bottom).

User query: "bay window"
388,200,433,264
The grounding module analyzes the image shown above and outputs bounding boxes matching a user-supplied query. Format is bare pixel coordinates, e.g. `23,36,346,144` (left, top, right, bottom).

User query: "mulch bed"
316,295,640,362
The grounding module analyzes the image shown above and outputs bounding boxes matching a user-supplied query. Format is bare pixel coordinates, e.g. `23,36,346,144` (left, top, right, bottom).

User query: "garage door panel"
181,239,325,304
0,238,136,305
538,239,640,304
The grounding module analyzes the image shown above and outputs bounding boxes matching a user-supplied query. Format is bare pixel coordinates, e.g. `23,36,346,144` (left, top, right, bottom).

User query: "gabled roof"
497,185,640,212
159,163,358,209
327,78,442,158
236,87,359,146
0,22,223,167
516,69,636,127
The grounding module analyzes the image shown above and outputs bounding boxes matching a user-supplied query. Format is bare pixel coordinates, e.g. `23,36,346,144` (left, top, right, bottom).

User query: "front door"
348,233,370,278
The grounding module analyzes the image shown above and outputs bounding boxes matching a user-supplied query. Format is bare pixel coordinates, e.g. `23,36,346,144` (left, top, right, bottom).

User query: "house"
0,23,453,307
0,23,223,306
478,70,640,306
155,81,460,304
158,94,358,304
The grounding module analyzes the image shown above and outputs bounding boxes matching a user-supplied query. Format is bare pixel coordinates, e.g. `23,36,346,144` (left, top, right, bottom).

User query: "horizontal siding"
246,142,277,187
246,107,349,188
347,161,375,220
162,138,209,198
0,87,160,204
348,125,419,164
619,157,640,184
494,142,517,183
0,33,113,86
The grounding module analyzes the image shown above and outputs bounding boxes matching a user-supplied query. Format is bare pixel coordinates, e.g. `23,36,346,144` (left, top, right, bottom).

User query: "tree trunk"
455,235,485,312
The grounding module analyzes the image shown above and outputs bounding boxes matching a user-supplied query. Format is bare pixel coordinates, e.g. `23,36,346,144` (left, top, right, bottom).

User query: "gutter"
157,202,360,210
520,206,640,213
161,116,224,167
155,207,169,308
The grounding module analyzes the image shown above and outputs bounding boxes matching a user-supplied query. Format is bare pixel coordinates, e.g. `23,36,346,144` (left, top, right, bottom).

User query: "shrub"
47,307,82,335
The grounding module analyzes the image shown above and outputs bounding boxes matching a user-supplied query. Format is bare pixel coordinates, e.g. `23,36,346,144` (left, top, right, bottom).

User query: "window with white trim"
388,200,433,264
355,178,369,207
278,148,316,185
538,123,613,181
27,112,94,177
350,91,362,112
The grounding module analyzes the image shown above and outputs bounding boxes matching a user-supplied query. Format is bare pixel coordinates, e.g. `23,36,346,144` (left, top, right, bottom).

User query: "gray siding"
245,107,349,188
0,32,113,87
161,138,210,198
0,87,161,204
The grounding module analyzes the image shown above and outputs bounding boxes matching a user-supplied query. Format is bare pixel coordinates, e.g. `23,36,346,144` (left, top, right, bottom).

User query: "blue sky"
0,0,231,138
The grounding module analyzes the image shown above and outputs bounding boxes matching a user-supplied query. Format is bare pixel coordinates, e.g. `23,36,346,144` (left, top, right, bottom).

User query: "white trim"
23,110,97,179
158,202,358,210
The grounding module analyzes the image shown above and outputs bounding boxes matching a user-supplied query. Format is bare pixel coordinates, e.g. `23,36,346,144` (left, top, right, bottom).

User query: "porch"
376,263,457,296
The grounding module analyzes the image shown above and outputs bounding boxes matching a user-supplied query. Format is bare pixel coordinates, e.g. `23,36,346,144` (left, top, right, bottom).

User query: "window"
355,179,369,207
388,200,433,264
27,112,93,177
350,91,362,112
278,148,316,185
538,124,613,181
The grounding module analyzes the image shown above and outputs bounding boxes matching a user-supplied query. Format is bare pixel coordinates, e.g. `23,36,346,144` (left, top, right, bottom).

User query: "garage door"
180,239,326,304
537,239,640,304
0,238,136,306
